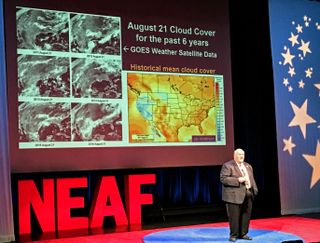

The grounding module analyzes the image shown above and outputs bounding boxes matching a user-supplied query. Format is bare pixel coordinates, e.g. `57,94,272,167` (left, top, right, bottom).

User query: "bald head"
234,148,245,163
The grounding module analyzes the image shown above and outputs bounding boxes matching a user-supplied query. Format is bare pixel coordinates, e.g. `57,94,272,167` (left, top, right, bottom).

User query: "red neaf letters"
18,174,156,234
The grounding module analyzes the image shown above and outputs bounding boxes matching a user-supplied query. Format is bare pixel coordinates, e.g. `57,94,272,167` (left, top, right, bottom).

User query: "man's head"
234,148,245,163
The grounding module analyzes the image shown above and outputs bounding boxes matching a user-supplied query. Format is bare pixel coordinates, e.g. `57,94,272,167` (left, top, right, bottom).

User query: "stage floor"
143,227,304,242
18,214,320,243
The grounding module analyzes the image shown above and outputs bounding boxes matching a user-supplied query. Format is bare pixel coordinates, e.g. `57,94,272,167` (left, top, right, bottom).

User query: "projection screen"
4,0,234,172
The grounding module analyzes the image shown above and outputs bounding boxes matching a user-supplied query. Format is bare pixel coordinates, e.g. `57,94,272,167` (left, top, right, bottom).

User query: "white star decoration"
299,80,305,88
296,24,303,33
288,32,299,47
288,99,316,139
298,39,311,56
283,78,289,86
302,140,320,188
305,68,312,78
288,67,296,77
283,136,296,155
281,48,295,66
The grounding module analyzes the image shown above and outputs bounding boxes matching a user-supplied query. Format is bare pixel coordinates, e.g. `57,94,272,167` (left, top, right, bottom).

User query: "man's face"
234,150,245,163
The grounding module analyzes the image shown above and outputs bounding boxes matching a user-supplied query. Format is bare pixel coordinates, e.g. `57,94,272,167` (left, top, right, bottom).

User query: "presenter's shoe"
240,235,252,240
229,236,237,242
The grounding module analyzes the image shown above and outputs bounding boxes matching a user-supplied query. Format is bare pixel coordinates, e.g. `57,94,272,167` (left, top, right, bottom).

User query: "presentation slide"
5,0,234,172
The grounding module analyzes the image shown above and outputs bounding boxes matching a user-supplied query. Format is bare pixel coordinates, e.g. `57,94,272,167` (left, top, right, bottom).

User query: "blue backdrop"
269,0,320,214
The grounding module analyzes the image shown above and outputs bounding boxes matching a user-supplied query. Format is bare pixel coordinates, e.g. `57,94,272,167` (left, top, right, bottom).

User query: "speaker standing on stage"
220,148,258,242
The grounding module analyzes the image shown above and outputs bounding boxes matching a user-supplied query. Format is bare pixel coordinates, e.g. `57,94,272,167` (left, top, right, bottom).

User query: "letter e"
57,178,88,231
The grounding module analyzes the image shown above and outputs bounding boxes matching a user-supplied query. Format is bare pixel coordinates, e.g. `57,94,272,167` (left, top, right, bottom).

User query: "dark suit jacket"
220,160,258,204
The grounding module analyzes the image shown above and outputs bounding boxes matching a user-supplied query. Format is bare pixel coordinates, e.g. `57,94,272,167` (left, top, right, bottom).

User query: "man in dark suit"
220,148,258,242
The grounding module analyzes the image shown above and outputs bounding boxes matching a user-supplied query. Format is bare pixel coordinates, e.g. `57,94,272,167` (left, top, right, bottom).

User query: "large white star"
283,136,296,155
298,39,311,57
302,141,320,188
281,48,295,66
288,32,299,47
288,99,316,139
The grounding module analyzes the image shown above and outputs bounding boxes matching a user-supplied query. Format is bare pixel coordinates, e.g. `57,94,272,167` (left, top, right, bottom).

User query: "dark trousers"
226,190,253,238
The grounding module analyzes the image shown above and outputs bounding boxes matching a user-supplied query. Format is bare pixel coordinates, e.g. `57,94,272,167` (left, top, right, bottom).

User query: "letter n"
18,179,55,234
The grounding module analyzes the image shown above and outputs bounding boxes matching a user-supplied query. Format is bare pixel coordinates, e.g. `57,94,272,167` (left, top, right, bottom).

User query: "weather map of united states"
127,73,220,143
